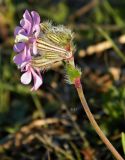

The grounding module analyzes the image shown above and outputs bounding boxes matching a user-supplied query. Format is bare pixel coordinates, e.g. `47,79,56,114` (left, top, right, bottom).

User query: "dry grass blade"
69,0,98,20
0,118,69,149
35,134,74,160
79,34,125,58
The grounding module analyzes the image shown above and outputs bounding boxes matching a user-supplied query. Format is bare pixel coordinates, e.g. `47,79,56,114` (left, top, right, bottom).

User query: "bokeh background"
0,0,125,159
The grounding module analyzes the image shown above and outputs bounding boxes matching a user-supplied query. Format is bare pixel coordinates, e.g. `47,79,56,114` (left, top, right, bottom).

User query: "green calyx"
40,21,73,47
65,62,81,84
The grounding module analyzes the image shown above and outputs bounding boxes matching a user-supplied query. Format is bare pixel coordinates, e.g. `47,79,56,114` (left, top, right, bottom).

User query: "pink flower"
13,10,74,91
13,10,43,90
13,10,40,65
20,62,43,91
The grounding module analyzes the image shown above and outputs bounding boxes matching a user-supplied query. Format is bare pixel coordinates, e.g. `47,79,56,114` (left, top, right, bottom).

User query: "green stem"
75,78,124,160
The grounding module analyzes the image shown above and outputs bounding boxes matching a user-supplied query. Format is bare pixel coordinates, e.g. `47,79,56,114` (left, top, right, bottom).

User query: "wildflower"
13,10,74,90
13,10,41,63
20,62,43,91
13,10,42,90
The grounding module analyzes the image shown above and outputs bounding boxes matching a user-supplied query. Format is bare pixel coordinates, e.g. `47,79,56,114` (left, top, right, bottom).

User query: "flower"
13,10,40,65
20,62,43,91
13,10,43,90
13,10,75,90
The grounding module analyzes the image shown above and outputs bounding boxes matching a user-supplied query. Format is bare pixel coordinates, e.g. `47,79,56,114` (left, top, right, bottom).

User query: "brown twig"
0,118,69,149
35,134,73,160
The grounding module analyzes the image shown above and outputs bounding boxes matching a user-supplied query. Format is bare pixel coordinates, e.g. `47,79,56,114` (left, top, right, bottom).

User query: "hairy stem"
75,78,124,160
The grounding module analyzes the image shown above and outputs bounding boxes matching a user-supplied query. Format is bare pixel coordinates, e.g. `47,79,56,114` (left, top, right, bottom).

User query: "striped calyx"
31,21,75,70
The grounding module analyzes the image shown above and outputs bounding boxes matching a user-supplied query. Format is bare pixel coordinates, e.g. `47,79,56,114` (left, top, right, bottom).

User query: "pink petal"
31,69,43,91
34,25,40,37
13,42,25,52
31,11,40,37
20,61,29,71
13,51,26,65
21,70,32,85
26,46,32,58
23,10,32,23
14,26,26,37
32,41,37,55
31,11,40,25
14,26,22,36
20,19,32,35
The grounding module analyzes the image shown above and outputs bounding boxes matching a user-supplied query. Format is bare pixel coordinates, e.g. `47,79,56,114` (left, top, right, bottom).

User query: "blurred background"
0,0,125,159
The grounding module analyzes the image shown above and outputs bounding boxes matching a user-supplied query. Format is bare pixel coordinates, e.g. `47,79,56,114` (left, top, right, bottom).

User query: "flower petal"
31,11,40,25
13,53,25,65
20,61,29,71
20,19,32,35
23,10,32,23
31,11,40,37
21,70,32,85
14,26,26,37
32,41,37,55
14,26,22,36
34,25,40,37
26,46,32,58
13,42,25,52
31,69,43,91
13,46,28,65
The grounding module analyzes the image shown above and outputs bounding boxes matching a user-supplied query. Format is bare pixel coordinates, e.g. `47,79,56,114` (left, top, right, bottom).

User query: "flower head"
13,10,40,64
13,10,75,90
13,10,42,90
20,62,43,91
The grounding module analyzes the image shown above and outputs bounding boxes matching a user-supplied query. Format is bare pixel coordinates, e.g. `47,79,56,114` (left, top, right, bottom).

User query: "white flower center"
15,34,29,43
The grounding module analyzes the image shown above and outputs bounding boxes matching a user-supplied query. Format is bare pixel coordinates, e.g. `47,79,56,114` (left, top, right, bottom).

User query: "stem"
75,78,124,160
